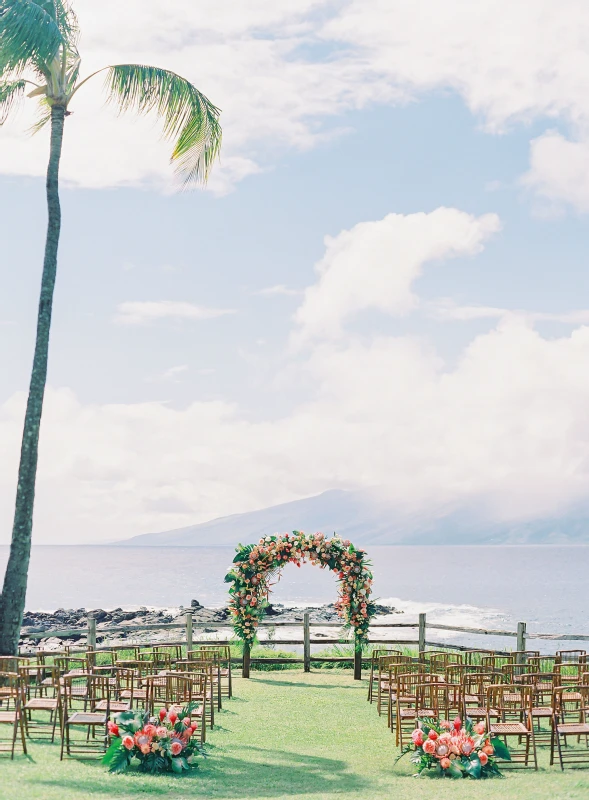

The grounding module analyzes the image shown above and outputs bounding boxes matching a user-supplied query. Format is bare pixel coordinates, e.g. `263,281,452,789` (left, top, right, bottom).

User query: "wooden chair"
463,672,501,721
428,652,462,675
556,650,587,665
367,648,400,702
511,650,540,664
385,660,421,728
175,660,215,728
189,649,223,710
0,673,27,759
377,654,411,717
145,673,193,716
60,674,111,759
554,663,585,688
463,649,495,666
550,686,589,770
394,670,436,746
21,665,62,742
482,654,514,671
486,684,538,770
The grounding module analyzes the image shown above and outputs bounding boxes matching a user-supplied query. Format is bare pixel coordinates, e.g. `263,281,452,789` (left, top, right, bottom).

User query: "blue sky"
2,1,589,543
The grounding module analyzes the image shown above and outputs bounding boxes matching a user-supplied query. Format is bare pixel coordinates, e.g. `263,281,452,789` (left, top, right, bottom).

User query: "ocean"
1,544,587,651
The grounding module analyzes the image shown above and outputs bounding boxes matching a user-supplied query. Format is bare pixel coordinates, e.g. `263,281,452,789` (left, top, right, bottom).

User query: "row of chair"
368,646,589,770
0,642,233,759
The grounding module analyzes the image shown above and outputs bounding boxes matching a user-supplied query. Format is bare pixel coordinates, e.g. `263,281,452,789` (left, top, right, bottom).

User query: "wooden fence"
20,612,589,680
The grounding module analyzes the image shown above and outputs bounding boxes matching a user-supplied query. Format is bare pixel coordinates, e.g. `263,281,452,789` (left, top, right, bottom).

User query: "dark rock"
191,599,203,609
89,609,108,622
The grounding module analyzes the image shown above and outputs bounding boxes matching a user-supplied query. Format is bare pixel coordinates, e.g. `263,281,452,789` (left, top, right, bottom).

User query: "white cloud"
3,1,589,195
114,301,235,325
292,208,501,345
429,299,589,325
521,132,589,213
159,365,189,382
3,316,589,543
255,285,303,297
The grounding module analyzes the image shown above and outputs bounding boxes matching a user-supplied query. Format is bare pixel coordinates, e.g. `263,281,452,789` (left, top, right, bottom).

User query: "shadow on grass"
251,678,355,690
31,746,369,797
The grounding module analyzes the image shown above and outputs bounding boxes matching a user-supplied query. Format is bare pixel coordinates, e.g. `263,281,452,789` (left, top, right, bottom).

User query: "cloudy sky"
3,0,589,544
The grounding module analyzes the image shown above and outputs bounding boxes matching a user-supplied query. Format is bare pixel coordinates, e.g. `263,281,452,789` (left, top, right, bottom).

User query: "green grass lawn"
3,670,589,800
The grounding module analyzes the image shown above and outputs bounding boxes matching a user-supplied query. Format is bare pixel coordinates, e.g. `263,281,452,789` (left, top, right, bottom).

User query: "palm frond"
28,95,51,133
0,78,26,124
0,0,66,76
105,64,222,186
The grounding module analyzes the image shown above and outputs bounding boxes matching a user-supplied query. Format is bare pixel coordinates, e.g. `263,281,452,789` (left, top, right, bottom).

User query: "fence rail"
19,611,589,680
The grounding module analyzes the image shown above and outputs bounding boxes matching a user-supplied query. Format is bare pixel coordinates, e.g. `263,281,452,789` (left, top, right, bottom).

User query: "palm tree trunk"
0,106,66,655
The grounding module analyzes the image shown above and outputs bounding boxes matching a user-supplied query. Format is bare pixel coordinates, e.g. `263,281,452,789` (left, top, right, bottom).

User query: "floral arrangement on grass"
396,716,510,779
225,531,375,646
103,704,204,774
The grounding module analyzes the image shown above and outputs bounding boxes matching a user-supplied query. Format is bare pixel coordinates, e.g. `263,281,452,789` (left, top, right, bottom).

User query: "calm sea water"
0,545,587,650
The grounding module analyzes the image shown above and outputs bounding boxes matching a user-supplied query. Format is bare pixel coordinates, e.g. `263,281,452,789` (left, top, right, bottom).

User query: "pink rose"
171,741,183,756
107,722,119,737
440,757,451,770
474,721,486,735
122,735,134,750
440,720,451,730
423,739,436,755
479,751,488,766
411,729,423,746
427,730,438,741
156,726,168,737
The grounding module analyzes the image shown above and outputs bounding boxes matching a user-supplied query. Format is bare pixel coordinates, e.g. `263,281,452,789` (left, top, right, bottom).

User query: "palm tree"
0,0,222,654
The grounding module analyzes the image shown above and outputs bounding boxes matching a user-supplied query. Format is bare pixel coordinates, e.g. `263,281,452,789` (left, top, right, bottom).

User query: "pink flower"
122,735,134,750
479,751,488,765
159,708,167,721
440,720,451,730
453,716,462,731
182,717,191,727
107,722,119,737
171,741,183,756
140,744,151,755
143,724,157,737
440,757,451,770
156,726,168,738
423,739,436,755
435,741,450,759
460,737,475,756
168,711,178,725
474,721,486,735
411,729,424,746
427,730,438,741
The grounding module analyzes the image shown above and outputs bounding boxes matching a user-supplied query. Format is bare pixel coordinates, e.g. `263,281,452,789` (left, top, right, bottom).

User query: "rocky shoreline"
20,600,401,650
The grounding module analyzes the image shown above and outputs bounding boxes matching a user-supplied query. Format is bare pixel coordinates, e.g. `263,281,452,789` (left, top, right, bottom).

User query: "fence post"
418,613,426,654
87,613,96,651
185,612,193,654
354,635,362,680
516,621,526,660
242,642,251,678
303,612,311,672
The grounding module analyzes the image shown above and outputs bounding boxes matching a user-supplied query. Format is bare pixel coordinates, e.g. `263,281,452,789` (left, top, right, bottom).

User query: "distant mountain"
114,489,589,547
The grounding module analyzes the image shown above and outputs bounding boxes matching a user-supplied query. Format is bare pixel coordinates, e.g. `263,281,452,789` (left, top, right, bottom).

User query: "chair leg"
20,715,27,756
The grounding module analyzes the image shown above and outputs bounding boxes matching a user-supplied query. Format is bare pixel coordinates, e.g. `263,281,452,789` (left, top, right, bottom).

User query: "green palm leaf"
105,64,222,186
0,0,66,76
0,78,26,123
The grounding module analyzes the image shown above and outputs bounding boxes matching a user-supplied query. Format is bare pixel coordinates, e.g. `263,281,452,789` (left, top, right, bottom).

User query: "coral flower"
168,711,178,725
440,720,451,730
482,744,494,756
474,721,486,735
143,724,157,737
122,735,134,750
182,717,191,727
411,729,424,746
427,730,438,741
440,757,451,770
107,721,119,737
479,751,488,766
171,741,183,756
159,708,167,721
423,739,436,755
156,726,168,737
140,744,151,755
453,716,462,731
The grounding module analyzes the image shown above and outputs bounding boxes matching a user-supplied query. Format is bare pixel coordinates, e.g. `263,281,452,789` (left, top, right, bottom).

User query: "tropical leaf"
0,78,25,123
491,737,511,761
106,743,131,774
102,737,122,765
463,753,481,779
0,0,66,76
447,760,464,779
104,64,221,187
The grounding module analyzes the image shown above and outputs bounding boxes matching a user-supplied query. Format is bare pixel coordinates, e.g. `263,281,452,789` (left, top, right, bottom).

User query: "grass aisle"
4,671,589,799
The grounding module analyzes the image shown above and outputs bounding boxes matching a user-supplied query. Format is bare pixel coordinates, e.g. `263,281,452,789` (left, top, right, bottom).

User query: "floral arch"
225,531,375,648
